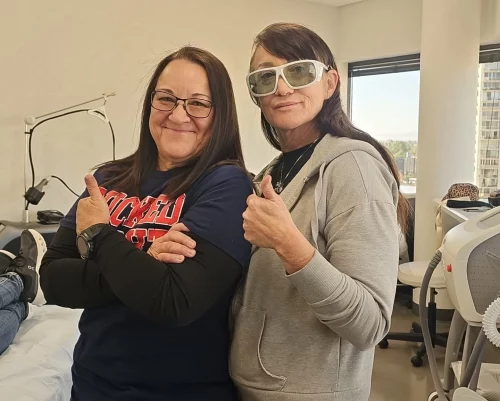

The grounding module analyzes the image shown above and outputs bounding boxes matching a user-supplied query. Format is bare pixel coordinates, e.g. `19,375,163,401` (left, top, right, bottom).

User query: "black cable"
26,108,116,209
28,109,89,190
50,175,79,197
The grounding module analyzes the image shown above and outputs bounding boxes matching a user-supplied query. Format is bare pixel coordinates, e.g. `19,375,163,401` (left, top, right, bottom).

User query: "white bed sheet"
0,305,82,401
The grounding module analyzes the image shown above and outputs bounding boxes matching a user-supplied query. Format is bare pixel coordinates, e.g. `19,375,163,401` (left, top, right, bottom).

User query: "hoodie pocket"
229,304,287,391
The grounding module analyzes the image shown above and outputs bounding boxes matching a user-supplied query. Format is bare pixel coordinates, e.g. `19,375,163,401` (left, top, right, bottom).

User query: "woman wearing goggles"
231,23,409,401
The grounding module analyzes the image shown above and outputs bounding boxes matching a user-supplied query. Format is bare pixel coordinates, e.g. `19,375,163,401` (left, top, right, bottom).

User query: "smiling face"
250,46,337,134
149,59,214,170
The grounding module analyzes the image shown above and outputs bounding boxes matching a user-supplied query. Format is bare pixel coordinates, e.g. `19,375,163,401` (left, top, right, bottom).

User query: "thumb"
260,175,279,201
84,174,103,200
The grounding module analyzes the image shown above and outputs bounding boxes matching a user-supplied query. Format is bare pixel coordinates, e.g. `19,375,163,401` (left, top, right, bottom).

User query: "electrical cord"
50,175,79,197
25,108,116,208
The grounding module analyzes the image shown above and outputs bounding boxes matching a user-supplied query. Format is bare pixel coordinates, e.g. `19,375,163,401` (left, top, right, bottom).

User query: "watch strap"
83,223,108,240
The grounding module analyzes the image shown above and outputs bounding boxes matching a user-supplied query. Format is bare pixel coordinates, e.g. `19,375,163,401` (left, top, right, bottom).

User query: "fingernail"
188,250,196,256
190,241,196,247
177,256,184,262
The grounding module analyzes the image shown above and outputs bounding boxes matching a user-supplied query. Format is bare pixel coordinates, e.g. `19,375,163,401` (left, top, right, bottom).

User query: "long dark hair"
252,23,410,233
97,46,246,199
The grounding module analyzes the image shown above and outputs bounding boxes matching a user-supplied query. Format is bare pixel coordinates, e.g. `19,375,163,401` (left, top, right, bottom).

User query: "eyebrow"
192,92,211,100
156,88,211,100
256,62,275,69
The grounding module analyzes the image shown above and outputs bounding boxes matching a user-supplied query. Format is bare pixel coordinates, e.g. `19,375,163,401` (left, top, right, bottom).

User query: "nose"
168,101,191,123
275,75,293,96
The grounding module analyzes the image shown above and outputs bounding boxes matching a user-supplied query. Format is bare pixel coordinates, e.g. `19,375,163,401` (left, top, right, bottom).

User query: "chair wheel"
411,356,424,367
379,339,389,349
427,392,439,401
411,322,422,332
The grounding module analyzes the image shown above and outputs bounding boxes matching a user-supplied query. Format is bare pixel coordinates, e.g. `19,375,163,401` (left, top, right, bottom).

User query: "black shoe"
0,250,15,275
22,302,30,321
7,230,47,303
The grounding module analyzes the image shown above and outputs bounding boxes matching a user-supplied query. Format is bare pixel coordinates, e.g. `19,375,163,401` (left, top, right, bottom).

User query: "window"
348,54,420,195
485,91,500,101
476,47,500,196
484,72,500,80
482,120,500,130
482,111,500,120
481,132,500,140
348,45,500,197
480,159,499,166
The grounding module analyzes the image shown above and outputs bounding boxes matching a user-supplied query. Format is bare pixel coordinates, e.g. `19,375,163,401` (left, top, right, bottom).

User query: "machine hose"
420,249,450,401
482,391,500,401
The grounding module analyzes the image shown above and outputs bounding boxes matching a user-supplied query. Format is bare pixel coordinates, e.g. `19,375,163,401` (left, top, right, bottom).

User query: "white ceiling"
301,0,365,6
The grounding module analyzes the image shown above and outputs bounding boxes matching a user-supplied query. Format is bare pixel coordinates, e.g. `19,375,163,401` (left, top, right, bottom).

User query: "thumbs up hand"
242,175,296,249
76,174,110,234
259,175,282,203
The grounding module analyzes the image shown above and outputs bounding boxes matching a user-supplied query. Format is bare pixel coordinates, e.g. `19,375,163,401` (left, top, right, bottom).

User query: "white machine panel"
441,207,500,324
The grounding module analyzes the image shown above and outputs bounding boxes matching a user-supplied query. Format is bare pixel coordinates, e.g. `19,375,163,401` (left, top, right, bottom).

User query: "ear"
325,69,339,100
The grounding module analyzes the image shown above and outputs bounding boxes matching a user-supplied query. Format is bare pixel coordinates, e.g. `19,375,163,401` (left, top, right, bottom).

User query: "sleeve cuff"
93,226,122,258
286,250,344,305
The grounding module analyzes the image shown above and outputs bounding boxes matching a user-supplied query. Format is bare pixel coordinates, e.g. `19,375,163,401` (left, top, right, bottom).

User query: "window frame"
346,45,500,196
347,44,500,116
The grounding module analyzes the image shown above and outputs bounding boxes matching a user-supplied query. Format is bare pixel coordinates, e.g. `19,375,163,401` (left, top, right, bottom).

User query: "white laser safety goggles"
246,59,330,103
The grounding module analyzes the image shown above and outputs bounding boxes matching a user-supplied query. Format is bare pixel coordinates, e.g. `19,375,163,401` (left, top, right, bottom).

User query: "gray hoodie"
230,134,400,401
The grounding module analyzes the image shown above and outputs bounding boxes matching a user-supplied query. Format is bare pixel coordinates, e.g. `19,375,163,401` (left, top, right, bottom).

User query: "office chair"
396,197,415,309
379,261,448,367
379,199,448,367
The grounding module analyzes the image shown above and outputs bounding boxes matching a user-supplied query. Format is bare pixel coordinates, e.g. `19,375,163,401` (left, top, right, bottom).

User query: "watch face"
77,235,89,258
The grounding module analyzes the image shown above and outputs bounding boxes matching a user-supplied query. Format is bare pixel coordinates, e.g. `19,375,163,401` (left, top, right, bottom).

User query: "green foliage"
382,140,418,158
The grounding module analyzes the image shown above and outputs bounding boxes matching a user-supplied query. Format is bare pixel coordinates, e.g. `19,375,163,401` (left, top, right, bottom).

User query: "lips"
162,126,194,134
274,102,299,109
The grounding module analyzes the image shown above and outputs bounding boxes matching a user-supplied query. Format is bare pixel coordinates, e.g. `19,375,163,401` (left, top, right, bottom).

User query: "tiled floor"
370,304,446,401
370,302,500,401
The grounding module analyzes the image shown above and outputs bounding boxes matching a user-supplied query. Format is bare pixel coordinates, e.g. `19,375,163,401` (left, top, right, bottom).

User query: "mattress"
0,305,82,401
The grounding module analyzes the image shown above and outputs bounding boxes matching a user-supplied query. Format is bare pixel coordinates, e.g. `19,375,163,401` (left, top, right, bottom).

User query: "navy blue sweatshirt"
40,165,253,401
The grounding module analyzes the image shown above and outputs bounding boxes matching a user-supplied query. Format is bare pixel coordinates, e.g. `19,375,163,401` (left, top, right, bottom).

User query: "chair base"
380,295,448,367
381,324,448,366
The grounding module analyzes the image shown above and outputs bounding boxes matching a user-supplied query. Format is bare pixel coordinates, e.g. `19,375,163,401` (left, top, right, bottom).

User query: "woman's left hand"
76,174,110,234
242,175,297,249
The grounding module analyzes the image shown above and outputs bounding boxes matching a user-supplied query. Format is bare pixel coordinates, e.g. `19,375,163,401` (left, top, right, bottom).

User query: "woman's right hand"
147,223,196,263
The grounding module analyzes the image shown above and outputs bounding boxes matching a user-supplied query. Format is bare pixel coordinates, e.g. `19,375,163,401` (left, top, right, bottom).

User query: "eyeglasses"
246,60,330,100
151,90,214,118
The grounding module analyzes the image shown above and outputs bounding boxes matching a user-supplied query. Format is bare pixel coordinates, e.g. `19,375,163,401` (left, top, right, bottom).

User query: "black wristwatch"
76,223,108,260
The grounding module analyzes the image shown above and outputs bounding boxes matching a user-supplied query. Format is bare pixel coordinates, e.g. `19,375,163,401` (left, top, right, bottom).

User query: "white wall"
414,0,481,260
337,0,500,63
0,0,339,222
337,0,422,62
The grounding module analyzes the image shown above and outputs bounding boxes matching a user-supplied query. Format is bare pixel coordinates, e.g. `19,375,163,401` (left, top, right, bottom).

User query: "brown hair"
252,23,410,233
96,46,247,199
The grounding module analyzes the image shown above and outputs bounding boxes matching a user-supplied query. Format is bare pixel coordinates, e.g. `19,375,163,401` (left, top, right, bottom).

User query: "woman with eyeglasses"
39,46,253,401
160,24,410,401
